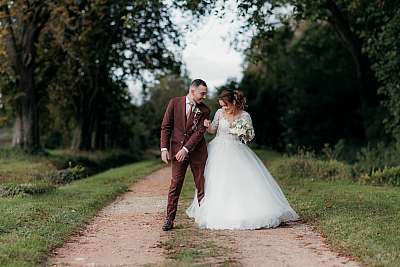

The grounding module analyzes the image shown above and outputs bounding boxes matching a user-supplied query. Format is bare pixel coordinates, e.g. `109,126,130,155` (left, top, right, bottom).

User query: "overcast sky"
181,11,245,93
128,3,249,103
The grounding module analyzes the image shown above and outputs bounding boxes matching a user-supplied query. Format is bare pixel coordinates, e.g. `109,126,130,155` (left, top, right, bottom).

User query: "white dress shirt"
186,95,195,115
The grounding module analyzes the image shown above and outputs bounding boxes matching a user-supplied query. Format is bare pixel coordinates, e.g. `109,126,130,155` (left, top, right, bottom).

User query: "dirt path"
49,167,360,267
49,167,171,266
225,223,360,266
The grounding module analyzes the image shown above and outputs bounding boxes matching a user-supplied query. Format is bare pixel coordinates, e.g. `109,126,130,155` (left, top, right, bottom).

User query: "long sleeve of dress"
210,108,222,133
243,112,255,142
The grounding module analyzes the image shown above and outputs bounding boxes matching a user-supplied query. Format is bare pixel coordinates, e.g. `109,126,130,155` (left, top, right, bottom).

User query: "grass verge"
0,148,141,185
0,160,162,267
257,150,400,267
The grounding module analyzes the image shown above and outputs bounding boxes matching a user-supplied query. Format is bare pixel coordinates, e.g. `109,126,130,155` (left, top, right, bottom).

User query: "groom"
160,79,210,231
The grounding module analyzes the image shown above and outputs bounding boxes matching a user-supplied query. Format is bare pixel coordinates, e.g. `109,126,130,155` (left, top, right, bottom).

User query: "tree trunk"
11,114,22,147
71,64,105,151
325,0,380,139
4,4,49,152
12,65,41,151
71,110,95,151
94,115,106,150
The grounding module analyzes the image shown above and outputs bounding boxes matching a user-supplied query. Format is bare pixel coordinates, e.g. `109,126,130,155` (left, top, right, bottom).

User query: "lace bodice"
210,108,255,143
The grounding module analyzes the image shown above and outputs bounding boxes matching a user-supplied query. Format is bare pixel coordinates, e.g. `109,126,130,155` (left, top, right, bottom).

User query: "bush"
353,142,400,175
48,149,137,175
321,139,362,164
0,181,56,197
35,164,87,185
270,153,352,181
358,166,400,186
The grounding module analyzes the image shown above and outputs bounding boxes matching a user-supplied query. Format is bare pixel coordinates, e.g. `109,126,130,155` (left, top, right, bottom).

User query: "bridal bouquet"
229,118,254,144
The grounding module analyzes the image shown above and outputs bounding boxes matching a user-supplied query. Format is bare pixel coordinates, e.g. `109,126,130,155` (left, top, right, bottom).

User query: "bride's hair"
218,89,247,110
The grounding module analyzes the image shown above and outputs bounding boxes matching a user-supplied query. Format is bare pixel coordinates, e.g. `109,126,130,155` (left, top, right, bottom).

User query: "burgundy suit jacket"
160,96,210,163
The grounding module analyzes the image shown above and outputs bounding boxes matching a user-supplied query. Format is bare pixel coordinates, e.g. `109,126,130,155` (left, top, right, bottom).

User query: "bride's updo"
218,89,247,110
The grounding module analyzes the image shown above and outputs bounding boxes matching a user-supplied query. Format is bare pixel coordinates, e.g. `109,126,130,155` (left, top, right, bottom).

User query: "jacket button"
180,141,184,144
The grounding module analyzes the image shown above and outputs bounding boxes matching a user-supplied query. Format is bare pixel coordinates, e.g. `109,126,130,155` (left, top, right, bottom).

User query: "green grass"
0,150,55,184
252,148,282,162
257,151,400,267
0,160,162,267
0,148,140,185
287,180,400,266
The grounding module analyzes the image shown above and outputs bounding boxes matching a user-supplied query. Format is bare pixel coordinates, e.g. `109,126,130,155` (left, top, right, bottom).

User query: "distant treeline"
217,0,400,157
0,0,205,153
1,1,400,160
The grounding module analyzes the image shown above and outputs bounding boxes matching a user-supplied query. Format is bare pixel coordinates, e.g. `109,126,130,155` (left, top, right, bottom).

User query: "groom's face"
191,85,208,104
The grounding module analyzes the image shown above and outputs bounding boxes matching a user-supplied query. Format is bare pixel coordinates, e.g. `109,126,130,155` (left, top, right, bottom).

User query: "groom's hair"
191,79,207,88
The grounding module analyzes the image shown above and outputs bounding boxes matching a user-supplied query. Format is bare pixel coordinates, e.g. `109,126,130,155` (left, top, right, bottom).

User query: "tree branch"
325,0,361,67
2,2,20,71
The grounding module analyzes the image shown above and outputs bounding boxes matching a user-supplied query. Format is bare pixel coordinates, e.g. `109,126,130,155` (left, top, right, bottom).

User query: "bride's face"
219,99,234,111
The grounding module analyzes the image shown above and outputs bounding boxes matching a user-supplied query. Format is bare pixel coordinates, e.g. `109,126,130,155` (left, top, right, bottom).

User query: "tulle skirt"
186,136,299,230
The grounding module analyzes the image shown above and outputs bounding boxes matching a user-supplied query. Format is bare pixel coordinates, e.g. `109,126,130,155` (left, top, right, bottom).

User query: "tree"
239,23,367,150
359,3,400,140
48,0,189,150
0,1,51,151
228,0,387,140
1,0,216,152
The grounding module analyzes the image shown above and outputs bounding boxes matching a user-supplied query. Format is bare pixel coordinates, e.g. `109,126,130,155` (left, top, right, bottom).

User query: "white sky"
128,3,249,103
181,10,245,93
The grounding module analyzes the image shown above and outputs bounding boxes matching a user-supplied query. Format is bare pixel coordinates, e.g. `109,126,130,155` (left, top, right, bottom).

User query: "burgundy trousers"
166,157,206,221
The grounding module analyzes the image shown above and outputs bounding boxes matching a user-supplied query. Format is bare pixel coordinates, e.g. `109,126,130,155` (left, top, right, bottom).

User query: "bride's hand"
204,119,211,128
240,135,249,144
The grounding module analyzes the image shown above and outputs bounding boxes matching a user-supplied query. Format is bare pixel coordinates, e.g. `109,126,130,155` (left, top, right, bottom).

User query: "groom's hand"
175,149,188,162
161,150,170,164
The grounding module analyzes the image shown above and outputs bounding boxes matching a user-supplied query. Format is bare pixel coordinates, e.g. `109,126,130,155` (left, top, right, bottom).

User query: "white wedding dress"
186,109,299,230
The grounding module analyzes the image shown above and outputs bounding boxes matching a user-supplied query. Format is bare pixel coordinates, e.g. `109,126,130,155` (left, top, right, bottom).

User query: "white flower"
229,118,254,144
194,107,202,116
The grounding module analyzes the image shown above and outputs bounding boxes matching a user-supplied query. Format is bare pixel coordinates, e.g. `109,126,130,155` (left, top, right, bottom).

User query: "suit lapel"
185,103,206,132
178,96,186,130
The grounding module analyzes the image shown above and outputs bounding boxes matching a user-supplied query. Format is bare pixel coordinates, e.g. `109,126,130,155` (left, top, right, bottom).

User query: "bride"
186,89,299,230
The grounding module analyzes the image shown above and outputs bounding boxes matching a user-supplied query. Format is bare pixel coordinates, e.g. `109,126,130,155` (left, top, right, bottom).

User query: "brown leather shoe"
162,219,174,231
